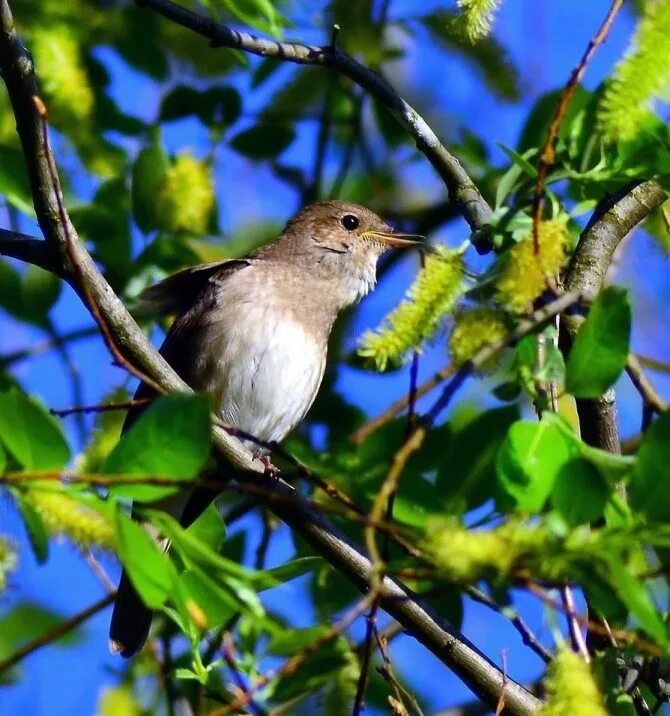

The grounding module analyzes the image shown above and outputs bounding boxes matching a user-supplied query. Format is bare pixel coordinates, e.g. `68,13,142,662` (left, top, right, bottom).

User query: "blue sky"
2,2,669,714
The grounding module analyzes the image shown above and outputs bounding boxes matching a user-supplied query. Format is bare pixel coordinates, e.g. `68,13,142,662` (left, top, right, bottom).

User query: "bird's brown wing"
110,258,254,658
137,258,252,317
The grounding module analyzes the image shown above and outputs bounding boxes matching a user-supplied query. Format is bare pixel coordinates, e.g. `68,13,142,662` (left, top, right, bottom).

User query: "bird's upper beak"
363,230,425,248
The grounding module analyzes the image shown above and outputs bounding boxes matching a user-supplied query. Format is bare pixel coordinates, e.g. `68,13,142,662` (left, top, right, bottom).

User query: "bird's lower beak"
364,231,425,248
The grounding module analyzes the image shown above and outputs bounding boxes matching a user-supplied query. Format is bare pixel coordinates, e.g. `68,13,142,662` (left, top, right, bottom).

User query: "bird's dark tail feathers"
109,484,222,658
109,570,153,658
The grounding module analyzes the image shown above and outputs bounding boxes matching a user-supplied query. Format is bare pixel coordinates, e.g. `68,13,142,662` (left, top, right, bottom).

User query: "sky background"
2,1,670,714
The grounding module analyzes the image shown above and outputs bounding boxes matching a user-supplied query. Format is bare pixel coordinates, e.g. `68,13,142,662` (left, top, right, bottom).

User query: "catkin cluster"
0,536,17,591
456,0,503,41
598,0,670,142
448,306,509,366
25,490,115,551
31,25,94,126
540,644,608,716
495,219,570,313
423,519,550,582
358,247,464,370
154,153,216,235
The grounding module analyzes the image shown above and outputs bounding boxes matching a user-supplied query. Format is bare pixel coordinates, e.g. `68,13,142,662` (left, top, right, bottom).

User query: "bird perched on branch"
109,200,423,657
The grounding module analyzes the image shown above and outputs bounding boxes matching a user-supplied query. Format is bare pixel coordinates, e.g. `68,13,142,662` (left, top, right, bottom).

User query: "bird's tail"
109,483,222,657
109,570,153,658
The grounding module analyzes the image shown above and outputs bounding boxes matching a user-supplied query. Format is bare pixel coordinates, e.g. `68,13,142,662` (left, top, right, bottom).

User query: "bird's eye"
341,214,359,231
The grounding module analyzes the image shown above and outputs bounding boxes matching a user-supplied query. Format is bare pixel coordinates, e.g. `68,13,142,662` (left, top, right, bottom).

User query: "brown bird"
109,200,422,657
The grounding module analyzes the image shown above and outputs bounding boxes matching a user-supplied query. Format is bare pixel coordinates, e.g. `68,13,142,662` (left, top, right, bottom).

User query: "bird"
109,200,423,657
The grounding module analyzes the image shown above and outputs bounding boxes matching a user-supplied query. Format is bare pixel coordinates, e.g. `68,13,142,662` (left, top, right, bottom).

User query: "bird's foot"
260,455,280,480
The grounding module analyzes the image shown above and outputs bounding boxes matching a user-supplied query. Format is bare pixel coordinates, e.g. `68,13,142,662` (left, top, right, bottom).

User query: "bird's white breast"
193,294,326,451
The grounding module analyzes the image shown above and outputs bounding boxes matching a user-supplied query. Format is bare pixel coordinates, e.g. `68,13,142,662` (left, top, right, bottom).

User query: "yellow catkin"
456,0,502,41
0,536,17,591
154,152,215,234
598,0,670,142
540,644,608,716
30,25,94,126
424,519,548,582
448,306,509,366
495,219,570,313
97,686,141,716
358,247,464,370
25,491,115,551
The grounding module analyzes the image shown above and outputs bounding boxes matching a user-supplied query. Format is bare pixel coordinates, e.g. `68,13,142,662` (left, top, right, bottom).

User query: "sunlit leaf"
0,389,70,469
102,394,212,501
566,287,631,397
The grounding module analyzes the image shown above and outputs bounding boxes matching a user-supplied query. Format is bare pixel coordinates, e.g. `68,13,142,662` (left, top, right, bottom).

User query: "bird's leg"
260,454,280,479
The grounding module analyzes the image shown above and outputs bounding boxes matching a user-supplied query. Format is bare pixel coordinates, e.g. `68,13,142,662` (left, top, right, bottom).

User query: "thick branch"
234,471,540,714
561,179,667,452
136,0,492,233
0,228,64,276
0,3,538,711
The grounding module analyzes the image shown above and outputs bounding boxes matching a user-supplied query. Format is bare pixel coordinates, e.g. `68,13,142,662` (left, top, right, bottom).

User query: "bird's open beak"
363,230,425,248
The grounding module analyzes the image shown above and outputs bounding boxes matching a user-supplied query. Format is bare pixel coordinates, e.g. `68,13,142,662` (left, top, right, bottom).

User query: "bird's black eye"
341,214,359,231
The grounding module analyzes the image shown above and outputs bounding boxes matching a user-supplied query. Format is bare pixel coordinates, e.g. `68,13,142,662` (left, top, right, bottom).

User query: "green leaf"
496,417,577,512
629,412,670,521
565,287,631,398
229,124,295,159
255,556,323,591
187,504,226,552
175,568,239,633
551,457,609,525
437,406,519,512
114,511,176,609
0,601,82,671
0,144,35,216
160,85,241,126
0,389,70,469
148,511,264,617
0,442,5,474
131,130,170,233
15,493,49,564
102,394,212,501
606,559,668,645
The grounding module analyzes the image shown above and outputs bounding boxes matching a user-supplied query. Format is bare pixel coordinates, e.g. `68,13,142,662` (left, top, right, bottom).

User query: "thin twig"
351,362,457,445
137,0,492,232
0,593,115,675
50,397,152,418
0,325,97,368
625,354,668,414
531,0,624,251
560,585,590,662
33,95,161,393
465,586,552,664
210,593,378,716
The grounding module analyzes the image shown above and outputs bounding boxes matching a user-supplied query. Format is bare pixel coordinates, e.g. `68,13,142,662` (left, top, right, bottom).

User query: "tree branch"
0,228,64,276
0,3,538,712
560,179,668,453
136,0,492,233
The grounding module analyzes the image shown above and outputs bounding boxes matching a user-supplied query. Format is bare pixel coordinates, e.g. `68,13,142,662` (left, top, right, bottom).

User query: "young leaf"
565,287,631,398
229,124,295,159
102,394,211,501
131,130,169,233
114,511,176,609
0,389,70,469
629,412,670,522
551,457,609,525
496,417,577,512
437,406,519,512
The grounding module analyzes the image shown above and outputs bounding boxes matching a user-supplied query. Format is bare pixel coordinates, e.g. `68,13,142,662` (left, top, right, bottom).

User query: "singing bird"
109,200,422,657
